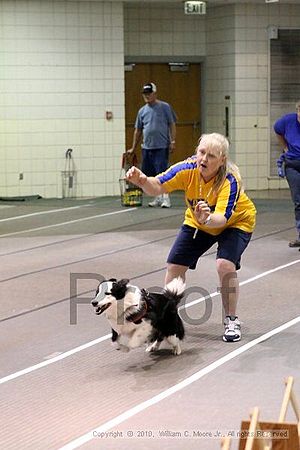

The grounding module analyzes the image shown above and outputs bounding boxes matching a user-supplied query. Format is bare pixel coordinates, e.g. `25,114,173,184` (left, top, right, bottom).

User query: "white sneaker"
148,196,162,207
161,194,171,208
161,198,171,208
223,316,241,342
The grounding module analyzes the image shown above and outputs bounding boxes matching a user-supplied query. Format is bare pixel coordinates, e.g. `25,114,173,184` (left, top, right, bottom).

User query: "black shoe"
289,239,300,248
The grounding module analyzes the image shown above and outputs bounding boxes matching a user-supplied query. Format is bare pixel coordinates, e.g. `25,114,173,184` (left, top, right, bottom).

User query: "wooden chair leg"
278,376,294,422
245,407,269,450
221,436,231,450
278,376,300,439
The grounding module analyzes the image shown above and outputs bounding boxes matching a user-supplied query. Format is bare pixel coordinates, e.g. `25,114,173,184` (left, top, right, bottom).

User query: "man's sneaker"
148,196,162,207
223,316,241,342
161,197,171,208
289,239,300,248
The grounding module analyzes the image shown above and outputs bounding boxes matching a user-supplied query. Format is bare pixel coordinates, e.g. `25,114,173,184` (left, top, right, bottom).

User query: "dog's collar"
126,298,148,324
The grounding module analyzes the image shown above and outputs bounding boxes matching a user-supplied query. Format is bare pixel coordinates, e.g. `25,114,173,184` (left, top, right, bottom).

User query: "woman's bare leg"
216,258,239,316
165,263,188,285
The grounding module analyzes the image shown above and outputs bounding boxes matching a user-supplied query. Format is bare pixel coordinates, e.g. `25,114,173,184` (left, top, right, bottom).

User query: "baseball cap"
142,82,157,94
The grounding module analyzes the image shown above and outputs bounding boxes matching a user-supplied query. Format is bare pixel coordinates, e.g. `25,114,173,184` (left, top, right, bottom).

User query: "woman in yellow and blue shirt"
126,133,256,342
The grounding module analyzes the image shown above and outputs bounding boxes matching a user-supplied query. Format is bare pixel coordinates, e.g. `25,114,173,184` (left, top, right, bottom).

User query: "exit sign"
184,1,206,15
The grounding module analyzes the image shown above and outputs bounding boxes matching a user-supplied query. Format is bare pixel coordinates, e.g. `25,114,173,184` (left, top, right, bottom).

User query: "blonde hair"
197,133,242,194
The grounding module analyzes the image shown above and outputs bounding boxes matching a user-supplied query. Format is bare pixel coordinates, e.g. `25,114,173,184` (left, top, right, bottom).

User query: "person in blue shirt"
127,82,176,208
274,100,300,248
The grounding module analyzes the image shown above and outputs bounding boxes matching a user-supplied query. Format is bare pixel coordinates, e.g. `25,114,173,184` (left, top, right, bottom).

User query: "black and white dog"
91,277,185,355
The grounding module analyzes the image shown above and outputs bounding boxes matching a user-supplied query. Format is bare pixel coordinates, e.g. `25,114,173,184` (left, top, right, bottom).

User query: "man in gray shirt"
127,82,176,208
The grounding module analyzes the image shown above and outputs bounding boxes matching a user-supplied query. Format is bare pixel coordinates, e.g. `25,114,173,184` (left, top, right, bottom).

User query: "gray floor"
0,190,299,450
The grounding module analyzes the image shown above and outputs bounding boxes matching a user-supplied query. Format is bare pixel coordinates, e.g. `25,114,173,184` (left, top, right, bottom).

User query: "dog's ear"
118,278,130,287
110,278,129,300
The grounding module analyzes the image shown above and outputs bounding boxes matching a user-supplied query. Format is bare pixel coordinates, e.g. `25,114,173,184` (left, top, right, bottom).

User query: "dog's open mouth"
95,303,111,315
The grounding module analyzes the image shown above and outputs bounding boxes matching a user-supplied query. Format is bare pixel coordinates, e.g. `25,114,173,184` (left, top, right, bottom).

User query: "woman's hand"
126,166,147,187
194,201,211,225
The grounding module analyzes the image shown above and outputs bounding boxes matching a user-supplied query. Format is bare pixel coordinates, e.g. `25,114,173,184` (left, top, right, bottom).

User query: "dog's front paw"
172,345,182,356
111,341,121,350
145,340,160,353
119,344,130,353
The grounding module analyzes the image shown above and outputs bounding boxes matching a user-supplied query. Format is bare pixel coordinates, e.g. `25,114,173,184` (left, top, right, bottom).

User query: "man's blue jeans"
141,147,169,177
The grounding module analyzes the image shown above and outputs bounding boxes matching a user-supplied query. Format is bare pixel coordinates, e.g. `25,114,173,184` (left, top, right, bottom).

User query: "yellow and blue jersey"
157,156,256,236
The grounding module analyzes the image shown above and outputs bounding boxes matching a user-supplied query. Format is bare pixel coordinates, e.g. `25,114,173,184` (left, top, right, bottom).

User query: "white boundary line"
59,316,300,450
0,335,111,385
0,258,299,387
0,205,90,223
0,208,137,238
179,258,300,310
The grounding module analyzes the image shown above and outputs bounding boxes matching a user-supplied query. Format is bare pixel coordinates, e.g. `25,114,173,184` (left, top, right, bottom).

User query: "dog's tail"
163,277,185,304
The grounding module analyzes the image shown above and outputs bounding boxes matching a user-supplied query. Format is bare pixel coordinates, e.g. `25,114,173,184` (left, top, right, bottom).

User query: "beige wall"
1,1,300,198
231,3,300,190
125,2,300,191
124,2,206,56
0,0,124,198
